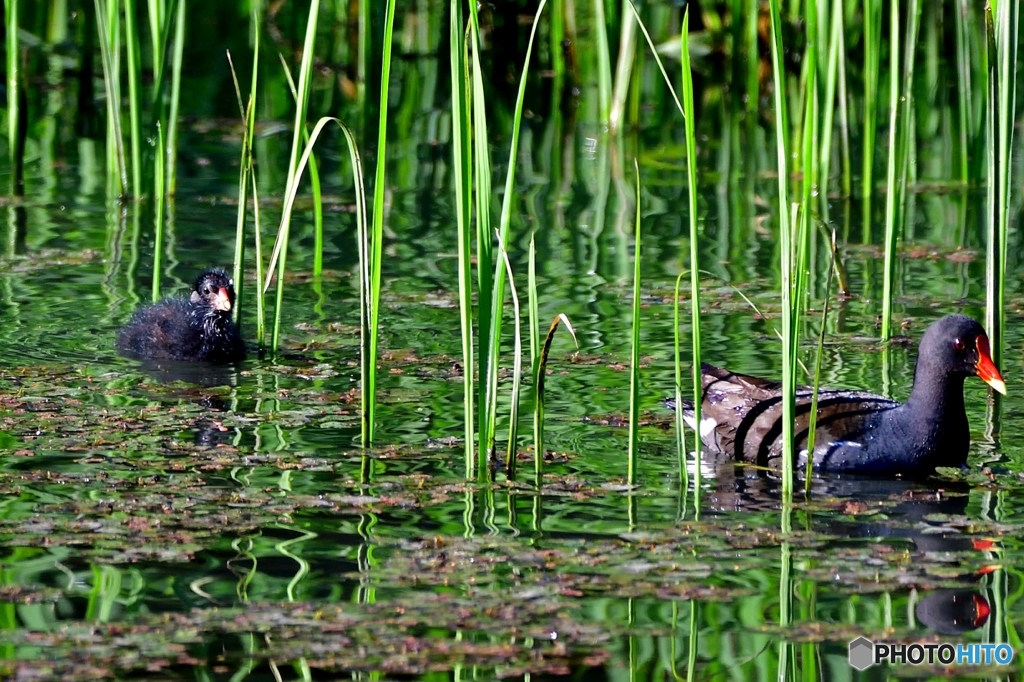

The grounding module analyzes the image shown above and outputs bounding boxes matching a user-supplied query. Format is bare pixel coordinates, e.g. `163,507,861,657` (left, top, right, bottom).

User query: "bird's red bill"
974,335,1007,395
213,287,232,312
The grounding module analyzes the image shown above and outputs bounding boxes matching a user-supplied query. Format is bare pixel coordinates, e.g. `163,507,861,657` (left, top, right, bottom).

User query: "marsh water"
3,2,1024,680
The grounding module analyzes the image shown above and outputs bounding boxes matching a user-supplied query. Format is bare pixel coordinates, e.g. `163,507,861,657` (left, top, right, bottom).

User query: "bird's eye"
953,337,966,351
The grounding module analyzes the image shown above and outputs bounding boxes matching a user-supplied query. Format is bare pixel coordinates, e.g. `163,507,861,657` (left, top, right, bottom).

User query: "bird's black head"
190,269,235,316
918,314,1006,394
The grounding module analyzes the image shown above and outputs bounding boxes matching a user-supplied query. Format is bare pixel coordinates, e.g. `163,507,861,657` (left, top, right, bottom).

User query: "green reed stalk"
609,4,637,132
897,1,919,302
795,0,817,326
145,0,164,95
801,0,818,196
4,0,17,193
250,169,263,348
364,0,396,446
122,0,142,198
499,238,523,480
467,1,493,476
673,273,688,491
767,0,795,496
627,161,641,486
242,10,262,341
984,1,1018,369
277,52,324,285
480,0,548,476
266,0,318,355
528,235,541,470
820,0,840,203
744,0,758,115
954,0,972,184
804,230,838,488
152,121,164,301
450,0,475,473
881,0,919,341
246,17,260,335
94,0,127,194
679,6,701,501
861,0,881,236
165,0,184,195
226,38,258,334
550,0,564,79
592,0,612,121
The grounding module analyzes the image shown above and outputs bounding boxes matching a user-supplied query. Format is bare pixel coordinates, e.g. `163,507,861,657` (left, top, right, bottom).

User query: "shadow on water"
122,356,243,388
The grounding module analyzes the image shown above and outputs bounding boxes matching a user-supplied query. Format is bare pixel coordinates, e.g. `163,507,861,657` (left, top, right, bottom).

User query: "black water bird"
676,314,1005,477
116,269,246,364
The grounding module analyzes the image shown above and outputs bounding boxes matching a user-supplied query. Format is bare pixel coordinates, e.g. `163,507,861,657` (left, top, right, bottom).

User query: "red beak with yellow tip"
974,335,1006,395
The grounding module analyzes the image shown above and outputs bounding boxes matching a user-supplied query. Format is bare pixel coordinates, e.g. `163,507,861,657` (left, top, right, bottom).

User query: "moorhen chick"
680,314,1006,477
116,269,246,364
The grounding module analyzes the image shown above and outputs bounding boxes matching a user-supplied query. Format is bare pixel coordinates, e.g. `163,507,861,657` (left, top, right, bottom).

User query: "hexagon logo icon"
849,637,875,670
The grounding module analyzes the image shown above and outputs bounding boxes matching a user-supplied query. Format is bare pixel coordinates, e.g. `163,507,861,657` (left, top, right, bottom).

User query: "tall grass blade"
122,0,142,197
627,160,642,486
450,0,475,474
498,234,523,480
861,0,881,238
767,0,795,497
679,6,702,504
592,0,612,121
246,9,262,343
277,52,324,282
480,0,549,476
94,0,128,195
4,0,20,195
881,0,920,340
226,44,258,333
364,0,396,446
954,0,972,184
608,6,636,132
820,0,841,204
672,272,688,493
804,229,838,489
165,0,185,195
984,0,1018,368
266,0,319,355
528,235,540,469
468,3,493,477
152,121,165,301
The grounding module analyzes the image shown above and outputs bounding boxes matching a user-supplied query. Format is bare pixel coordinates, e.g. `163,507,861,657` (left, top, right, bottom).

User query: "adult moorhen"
116,269,246,364
680,314,1006,477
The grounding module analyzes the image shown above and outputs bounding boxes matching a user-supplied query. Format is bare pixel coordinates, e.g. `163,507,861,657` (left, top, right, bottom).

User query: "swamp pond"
2,1,1024,680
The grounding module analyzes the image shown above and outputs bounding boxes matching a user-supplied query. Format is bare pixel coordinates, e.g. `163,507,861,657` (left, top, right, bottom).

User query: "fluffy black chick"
116,269,246,364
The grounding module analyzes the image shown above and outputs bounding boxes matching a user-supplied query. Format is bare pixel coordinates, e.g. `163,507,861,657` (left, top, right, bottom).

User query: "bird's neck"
905,362,965,425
